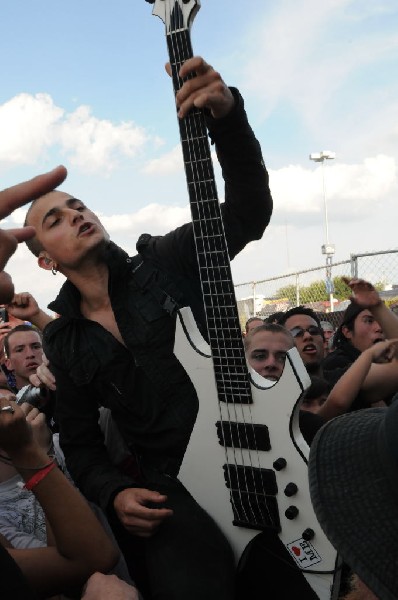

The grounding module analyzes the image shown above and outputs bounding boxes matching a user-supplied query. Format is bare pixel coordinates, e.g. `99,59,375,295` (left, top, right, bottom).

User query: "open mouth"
78,223,92,235
303,344,317,354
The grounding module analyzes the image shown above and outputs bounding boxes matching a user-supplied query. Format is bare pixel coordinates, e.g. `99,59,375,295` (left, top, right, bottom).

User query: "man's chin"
305,361,321,374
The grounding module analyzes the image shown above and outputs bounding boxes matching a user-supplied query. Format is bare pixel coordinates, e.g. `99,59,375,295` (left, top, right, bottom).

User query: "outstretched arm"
319,339,398,421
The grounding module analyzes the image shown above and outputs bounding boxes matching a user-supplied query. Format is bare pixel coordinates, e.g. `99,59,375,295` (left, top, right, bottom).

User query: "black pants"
109,472,236,600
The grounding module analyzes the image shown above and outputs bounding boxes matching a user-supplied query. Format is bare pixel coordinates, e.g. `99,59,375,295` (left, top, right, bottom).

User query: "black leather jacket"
44,89,273,511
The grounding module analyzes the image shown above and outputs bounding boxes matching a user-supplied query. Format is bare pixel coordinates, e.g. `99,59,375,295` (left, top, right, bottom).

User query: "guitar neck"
163,2,251,402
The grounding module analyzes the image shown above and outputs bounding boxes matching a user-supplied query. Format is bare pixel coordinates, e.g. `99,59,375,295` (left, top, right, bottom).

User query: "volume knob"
284,482,298,497
273,457,287,471
285,506,299,520
302,528,315,541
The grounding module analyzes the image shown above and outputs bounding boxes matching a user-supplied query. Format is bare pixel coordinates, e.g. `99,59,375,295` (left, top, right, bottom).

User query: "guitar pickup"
216,421,271,451
223,464,280,531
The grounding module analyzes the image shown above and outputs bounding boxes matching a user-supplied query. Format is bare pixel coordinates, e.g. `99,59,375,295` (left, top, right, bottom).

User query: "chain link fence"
235,249,398,331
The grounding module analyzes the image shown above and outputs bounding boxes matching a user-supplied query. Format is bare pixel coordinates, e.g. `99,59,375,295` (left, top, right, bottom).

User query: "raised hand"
368,338,398,364
166,56,235,119
342,277,382,309
29,353,56,391
0,166,67,303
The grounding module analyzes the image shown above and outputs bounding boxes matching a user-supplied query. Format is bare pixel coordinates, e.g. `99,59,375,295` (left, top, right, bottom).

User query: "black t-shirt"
299,410,325,446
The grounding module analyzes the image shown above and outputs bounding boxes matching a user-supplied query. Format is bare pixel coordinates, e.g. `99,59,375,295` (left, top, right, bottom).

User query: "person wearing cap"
309,397,398,600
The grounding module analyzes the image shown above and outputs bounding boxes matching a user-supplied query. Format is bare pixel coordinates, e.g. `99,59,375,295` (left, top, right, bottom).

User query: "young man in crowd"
278,307,325,376
244,322,292,381
244,316,264,335
3,325,44,392
23,56,273,599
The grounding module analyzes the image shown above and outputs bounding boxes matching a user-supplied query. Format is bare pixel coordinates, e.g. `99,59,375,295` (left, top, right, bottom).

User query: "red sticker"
292,546,301,556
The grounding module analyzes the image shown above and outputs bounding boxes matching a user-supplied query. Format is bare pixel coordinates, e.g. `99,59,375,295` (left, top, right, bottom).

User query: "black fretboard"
166,1,252,404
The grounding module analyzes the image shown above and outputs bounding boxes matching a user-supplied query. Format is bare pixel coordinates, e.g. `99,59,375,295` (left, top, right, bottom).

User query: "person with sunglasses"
278,307,325,376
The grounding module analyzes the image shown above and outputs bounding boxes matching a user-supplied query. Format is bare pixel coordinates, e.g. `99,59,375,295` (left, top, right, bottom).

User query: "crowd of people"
0,51,396,600
244,285,398,599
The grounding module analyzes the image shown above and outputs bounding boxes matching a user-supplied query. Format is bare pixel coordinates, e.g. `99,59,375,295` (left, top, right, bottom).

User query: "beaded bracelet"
24,461,56,491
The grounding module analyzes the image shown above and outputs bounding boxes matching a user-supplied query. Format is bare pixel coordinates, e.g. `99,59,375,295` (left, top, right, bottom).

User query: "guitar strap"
129,233,208,341
128,234,182,318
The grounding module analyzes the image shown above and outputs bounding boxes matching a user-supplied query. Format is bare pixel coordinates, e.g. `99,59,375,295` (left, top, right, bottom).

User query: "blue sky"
1,0,397,309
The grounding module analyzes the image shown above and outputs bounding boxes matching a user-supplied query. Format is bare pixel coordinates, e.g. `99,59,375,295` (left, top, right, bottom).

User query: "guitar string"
167,1,273,530
166,10,251,526
174,27,274,531
173,14,272,531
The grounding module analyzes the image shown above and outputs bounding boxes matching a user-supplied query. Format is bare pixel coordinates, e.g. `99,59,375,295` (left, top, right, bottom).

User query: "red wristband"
24,461,56,491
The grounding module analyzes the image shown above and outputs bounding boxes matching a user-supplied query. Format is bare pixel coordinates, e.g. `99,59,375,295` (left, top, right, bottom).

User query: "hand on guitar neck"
165,56,235,119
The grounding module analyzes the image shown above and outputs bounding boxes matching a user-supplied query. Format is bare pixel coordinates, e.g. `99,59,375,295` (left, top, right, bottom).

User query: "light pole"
309,150,336,312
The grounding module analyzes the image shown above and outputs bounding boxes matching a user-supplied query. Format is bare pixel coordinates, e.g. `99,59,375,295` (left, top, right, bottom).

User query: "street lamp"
309,150,336,312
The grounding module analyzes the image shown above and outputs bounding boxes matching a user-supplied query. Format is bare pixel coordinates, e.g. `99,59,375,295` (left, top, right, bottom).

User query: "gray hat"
309,403,398,600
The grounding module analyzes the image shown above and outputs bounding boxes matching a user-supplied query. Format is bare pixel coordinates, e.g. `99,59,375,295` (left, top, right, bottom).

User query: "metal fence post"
295,274,300,307
252,281,257,316
350,254,358,279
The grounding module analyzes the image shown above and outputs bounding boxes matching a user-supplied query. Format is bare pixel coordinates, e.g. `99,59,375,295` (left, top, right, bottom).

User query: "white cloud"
143,145,183,175
269,154,397,223
240,0,398,157
59,106,148,173
0,93,149,174
143,145,220,176
0,93,63,165
100,203,189,236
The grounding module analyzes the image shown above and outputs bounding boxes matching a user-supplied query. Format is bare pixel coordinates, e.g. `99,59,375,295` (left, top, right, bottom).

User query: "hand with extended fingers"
0,167,67,304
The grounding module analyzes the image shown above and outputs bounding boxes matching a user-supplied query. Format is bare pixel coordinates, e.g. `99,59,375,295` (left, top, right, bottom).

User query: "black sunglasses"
289,325,323,338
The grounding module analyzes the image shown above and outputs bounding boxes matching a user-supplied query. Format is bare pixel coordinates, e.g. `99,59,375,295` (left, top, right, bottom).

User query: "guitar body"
176,307,338,598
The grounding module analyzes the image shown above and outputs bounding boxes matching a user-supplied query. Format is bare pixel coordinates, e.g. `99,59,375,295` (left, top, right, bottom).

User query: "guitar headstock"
146,0,200,33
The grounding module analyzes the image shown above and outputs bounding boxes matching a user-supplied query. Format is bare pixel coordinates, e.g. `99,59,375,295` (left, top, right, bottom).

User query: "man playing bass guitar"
24,56,272,599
